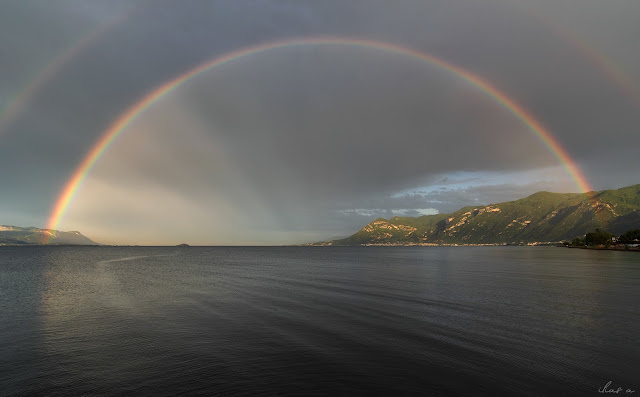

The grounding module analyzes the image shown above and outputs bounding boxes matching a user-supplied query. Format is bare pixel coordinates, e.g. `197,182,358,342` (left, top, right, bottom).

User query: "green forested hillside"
328,184,640,245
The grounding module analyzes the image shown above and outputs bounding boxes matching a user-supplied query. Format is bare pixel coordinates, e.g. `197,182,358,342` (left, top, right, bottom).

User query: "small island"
177,243,190,247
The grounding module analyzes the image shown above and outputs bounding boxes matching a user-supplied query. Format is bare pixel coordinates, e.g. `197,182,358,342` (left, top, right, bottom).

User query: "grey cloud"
0,0,638,243
409,180,583,213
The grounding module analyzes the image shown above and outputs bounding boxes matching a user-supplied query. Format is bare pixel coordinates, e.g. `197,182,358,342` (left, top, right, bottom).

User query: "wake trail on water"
93,252,179,313
97,252,179,266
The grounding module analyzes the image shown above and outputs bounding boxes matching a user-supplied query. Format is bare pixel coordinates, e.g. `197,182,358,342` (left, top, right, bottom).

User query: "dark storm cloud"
0,0,638,242
0,0,323,218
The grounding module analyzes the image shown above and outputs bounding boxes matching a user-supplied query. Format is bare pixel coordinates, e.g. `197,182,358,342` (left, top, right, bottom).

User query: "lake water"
1,246,638,396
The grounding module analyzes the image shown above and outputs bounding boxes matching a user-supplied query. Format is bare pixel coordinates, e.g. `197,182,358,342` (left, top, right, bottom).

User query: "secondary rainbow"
45,37,594,235
0,5,143,138
515,3,640,109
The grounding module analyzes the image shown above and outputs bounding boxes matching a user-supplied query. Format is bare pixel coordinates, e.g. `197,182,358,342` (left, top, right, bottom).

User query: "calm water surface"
0,246,638,396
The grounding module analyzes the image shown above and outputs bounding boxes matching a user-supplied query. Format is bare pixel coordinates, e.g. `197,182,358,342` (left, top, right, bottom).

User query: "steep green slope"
0,226,98,245
329,184,640,245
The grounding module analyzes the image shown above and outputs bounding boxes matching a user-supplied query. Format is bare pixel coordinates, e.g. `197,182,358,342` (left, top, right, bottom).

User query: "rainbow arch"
45,37,594,235
0,4,142,138
511,2,640,110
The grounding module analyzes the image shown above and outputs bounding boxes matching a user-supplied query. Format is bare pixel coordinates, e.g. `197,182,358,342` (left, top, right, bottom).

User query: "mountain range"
3,184,639,246
318,184,640,246
0,226,98,245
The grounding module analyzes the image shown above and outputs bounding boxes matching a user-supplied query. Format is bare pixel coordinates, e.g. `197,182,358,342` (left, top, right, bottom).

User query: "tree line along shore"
563,228,640,251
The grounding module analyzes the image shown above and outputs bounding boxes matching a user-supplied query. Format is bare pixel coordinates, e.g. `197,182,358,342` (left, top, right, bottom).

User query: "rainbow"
560,29,640,109
0,4,142,138
45,37,594,237
515,4,640,110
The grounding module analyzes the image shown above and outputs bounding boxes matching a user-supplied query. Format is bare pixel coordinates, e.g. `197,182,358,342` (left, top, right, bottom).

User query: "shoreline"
567,245,640,252
306,242,563,247
1,243,638,252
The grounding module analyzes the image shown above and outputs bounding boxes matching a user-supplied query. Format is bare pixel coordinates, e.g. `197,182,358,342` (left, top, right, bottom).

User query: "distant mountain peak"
0,226,98,245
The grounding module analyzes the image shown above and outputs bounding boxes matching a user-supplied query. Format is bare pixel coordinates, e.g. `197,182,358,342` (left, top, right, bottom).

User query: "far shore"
1,243,638,252
307,242,562,247
567,245,640,252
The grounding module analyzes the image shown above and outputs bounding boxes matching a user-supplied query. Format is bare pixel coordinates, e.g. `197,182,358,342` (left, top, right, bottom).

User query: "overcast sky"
0,0,638,245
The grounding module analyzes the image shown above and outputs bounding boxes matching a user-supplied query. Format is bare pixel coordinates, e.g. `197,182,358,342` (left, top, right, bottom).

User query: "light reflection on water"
1,246,638,396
